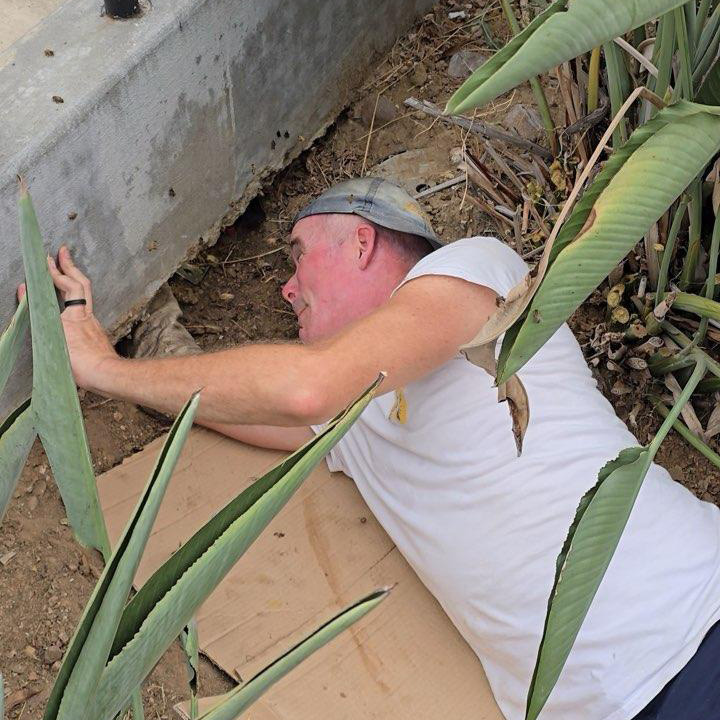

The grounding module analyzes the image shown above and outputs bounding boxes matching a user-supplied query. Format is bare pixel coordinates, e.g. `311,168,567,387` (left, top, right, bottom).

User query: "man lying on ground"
26,178,720,720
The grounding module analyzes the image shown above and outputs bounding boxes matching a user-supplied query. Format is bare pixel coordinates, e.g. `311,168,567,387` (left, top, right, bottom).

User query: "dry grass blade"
463,86,665,351
664,373,705,438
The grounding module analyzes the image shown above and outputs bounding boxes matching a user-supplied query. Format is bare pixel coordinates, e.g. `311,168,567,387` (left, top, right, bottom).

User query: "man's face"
282,214,376,343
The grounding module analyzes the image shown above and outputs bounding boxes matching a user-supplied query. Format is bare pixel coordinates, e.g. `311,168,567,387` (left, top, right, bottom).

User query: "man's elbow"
285,381,332,426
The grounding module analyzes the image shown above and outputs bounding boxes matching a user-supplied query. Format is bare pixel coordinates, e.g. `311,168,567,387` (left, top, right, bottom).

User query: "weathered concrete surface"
0,0,435,419
0,0,67,53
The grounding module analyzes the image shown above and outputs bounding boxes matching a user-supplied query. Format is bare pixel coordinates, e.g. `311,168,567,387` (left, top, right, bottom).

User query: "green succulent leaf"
0,295,29,400
46,393,199,720
498,103,720,385
18,183,109,555
89,375,381,720
0,400,34,526
445,0,687,114
197,589,389,720
525,447,649,720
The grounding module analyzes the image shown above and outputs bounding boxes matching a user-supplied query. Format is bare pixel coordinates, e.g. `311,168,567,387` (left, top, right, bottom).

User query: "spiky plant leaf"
89,375,381,720
197,589,389,720
0,401,35,524
45,394,199,720
0,295,29,400
18,182,108,554
498,104,720,384
445,0,687,114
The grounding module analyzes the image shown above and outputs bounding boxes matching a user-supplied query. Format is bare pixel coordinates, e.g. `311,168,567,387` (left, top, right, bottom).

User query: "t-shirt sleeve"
394,235,529,299
310,236,527,470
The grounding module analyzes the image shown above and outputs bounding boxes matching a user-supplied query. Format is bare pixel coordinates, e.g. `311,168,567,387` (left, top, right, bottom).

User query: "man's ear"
356,223,378,270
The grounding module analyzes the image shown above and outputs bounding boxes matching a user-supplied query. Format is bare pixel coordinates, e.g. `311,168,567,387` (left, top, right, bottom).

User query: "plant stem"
651,394,720,469
648,354,707,457
588,47,601,112
694,204,720,343
657,199,689,305
500,0,557,155
698,377,720,393
680,180,703,290
673,6,694,100
696,0,713,38
663,321,720,379
604,41,629,147
674,291,720,323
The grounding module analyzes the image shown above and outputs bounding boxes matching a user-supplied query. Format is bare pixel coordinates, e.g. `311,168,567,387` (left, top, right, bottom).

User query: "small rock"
23,645,37,660
447,49,487,79
51,660,62,672
501,103,545,143
358,94,397,128
44,645,63,664
27,495,38,512
52,95,64,104
58,630,69,644
411,62,428,86
112,411,124,422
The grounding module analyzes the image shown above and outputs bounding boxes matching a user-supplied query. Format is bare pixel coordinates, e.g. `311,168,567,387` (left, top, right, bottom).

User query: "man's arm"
197,421,313,451
42,246,497,427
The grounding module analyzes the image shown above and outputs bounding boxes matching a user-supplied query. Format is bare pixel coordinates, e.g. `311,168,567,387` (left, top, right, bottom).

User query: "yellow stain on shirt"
389,388,408,424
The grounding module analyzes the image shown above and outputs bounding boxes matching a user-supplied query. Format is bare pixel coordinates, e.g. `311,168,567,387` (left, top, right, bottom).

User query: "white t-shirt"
313,237,720,720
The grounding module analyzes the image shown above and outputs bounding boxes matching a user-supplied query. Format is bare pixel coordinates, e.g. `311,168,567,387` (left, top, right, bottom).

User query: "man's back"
315,237,720,720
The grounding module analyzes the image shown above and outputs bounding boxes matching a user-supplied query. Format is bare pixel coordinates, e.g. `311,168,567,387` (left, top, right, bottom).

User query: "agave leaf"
0,295,29,400
498,106,720,384
180,619,199,719
0,401,35,524
91,375,381,720
446,0,687,114
17,181,109,554
525,447,649,720
46,394,199,720
197,589,389,720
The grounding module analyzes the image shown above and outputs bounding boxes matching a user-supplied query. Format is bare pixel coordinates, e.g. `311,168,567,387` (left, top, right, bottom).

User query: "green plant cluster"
446,1,720,717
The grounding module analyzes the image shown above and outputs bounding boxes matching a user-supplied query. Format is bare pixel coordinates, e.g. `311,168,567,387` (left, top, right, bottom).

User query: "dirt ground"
2,1,720,718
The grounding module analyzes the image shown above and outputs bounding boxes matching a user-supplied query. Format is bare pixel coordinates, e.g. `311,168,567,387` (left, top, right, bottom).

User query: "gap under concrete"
0,0,435,419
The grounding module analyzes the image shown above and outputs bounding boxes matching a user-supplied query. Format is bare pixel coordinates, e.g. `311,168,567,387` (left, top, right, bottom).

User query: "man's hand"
18,245,118,392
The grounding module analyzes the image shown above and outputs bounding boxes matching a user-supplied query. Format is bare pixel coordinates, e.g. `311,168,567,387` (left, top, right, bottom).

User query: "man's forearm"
91,343,328,426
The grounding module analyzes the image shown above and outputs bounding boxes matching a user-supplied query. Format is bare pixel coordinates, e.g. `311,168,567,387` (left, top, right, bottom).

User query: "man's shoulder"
401,236,528,299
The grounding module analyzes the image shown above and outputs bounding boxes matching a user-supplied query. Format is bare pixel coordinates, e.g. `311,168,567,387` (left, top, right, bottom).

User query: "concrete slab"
0,0,67,54
0,0,436,419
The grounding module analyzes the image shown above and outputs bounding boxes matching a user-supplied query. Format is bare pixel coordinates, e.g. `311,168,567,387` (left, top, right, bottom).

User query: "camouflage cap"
294,177,441,248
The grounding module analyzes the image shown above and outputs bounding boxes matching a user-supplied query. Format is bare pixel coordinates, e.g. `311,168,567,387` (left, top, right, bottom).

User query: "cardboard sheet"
98,428,504,719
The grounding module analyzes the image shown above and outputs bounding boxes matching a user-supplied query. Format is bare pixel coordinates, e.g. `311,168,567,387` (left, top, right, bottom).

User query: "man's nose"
282,275,297,304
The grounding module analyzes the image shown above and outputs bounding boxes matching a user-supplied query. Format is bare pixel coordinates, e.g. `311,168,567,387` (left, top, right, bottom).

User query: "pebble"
357,94,397,128
501,103,545,143
447,49,487,79
44,645,63,664
113,411,124,422
411,62,428,86
23,645,37,660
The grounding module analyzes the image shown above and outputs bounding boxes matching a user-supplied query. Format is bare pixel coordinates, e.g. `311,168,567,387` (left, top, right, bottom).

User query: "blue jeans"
632,620,720,719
